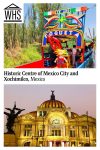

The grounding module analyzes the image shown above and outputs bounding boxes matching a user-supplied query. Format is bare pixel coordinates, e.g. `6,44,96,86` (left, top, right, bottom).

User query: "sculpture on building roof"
4,102,25,134
50,90,55,100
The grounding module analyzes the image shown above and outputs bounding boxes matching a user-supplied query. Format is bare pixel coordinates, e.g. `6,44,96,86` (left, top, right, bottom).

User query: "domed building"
5,91,96,147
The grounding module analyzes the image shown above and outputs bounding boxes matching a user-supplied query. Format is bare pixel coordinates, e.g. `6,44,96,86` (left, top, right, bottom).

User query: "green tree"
35,3,61,42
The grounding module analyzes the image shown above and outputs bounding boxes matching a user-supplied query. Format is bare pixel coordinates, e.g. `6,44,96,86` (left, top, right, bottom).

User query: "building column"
37,111,39,117
63,126,65,136
49,141,52,147
66,126,69,137
61,141,64,147
48,125,51,136
38,130,40,136
45,125,47,136
20,124,24,137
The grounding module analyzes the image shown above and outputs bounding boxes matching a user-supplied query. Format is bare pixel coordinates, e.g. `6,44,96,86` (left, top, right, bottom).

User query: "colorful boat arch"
42,29,84,48
16,6,95,69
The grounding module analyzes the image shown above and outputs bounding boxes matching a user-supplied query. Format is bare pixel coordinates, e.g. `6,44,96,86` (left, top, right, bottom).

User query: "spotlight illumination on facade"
4,91,96,147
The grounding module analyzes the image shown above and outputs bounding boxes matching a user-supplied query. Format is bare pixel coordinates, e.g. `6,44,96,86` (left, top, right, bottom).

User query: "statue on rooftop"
50,90,55,100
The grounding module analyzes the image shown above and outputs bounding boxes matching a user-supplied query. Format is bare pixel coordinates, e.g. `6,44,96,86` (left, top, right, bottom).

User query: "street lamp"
86,111,90,146
42,115,45,146
77,119,79,146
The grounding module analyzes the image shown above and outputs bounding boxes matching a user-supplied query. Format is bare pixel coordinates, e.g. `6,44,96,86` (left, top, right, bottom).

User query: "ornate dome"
40,91,66,109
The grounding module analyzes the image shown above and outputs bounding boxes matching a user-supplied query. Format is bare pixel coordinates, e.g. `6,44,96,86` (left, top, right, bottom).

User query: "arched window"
24,142,31,146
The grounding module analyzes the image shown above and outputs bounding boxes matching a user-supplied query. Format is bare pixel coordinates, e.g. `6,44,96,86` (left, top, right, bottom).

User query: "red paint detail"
80,6,88,12
47,36,62,51
16,60,44,68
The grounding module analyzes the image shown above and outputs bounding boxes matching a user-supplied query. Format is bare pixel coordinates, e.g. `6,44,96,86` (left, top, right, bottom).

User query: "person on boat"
75,49,81,67
54,49,68,68
72,45,77,67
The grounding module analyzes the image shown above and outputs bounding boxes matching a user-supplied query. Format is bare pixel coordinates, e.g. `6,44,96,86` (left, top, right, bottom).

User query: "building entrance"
24,142,30,146
56,141,61,147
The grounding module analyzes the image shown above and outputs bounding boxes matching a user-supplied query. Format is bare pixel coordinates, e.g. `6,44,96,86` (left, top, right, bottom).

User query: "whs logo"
4,3,22,22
